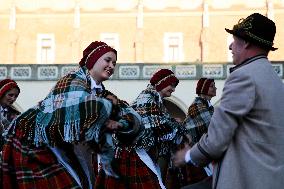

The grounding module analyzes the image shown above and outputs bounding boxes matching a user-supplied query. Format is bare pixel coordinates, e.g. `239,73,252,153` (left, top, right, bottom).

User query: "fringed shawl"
130,84,184,156
0,106,20,151
8,66,112,147
183,96,214,144
3,66,142,180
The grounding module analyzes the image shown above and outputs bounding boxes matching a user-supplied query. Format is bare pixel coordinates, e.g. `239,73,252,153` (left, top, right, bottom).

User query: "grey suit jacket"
190,55,284,189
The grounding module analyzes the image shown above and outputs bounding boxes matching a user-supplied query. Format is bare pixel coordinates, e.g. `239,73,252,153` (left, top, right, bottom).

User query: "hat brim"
225,28,278,51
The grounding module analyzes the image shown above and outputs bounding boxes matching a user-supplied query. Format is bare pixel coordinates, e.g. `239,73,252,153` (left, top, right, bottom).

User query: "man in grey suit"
174,13,284,189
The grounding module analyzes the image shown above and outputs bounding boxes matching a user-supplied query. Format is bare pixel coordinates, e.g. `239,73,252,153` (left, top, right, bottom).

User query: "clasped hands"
172,134,193,167
104,119,123,132
172,143,191,167
103,93,122,132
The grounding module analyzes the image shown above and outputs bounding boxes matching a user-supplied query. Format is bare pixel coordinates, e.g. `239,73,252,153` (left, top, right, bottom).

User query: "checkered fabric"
166,96,214,188
129,84,185,156
0,106,20,151
1,134,81,189
94,148,161,189
0,103,21,182
183,96,214,144
95,84,185,189
1,66,141,189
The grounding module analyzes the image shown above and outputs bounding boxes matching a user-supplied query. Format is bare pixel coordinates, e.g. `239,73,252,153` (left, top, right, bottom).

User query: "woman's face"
0,88,20,107
88,51,117,83
207,82,217,97
159,84,176,98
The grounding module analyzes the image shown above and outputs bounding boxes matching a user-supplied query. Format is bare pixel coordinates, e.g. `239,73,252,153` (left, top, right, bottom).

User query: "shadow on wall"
164,99,186,121
164,97,221,122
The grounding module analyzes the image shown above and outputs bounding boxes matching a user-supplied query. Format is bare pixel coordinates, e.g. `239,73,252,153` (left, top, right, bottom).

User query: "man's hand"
104,119,123,132
173,143,191,167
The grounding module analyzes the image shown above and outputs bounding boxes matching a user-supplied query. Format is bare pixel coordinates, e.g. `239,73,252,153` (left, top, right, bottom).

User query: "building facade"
1,0,284,118
1,0,284,65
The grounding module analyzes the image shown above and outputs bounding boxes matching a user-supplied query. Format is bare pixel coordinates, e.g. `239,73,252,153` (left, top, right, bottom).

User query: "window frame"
37,34,55,64
100,33,119,51
163,32,184,63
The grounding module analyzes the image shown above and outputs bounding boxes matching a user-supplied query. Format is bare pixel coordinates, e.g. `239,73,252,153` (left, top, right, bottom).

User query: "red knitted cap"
196,78,215,95
0,79,20,98
150,69,179,91
79,41,117,70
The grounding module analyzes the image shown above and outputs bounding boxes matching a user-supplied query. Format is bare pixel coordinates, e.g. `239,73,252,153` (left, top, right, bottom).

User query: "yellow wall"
1,0,284,64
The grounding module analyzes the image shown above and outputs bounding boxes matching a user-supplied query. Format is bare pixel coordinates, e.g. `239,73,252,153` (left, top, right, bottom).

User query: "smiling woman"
1,41,142,189
79,41,117,84
89,51,117,83
94,69,188,189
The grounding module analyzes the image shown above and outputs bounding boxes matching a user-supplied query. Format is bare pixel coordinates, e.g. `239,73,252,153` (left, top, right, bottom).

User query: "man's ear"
244,40,251,49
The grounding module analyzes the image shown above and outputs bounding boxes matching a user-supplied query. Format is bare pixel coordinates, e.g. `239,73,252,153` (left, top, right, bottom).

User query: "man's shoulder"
228,60,270,82
238,58,269,72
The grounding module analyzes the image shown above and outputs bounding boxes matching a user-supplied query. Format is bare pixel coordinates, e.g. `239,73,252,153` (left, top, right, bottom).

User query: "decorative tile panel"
38,66,58,80
143,65,172,79
0,67,8,79
61,66,79,77
0,63,282,81
272,64,283,77
175,65,196,78
119,65,140,79
11,66,32,79
202,64,223,78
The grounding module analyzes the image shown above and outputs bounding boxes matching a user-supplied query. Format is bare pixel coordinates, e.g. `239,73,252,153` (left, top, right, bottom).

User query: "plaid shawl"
0,106,20,148
130,84,184,157
183,96,214,144
1,66,141,189
95,148,161,189
95,85,179,189
6,66,113,146
166,97,214,188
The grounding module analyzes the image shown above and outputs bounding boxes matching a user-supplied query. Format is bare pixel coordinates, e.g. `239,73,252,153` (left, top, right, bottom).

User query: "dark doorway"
164,99,186,121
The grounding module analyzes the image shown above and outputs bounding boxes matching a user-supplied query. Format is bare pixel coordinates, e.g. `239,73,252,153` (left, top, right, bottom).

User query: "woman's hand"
104,119,123,132
174,117,183,123
105,94,118,105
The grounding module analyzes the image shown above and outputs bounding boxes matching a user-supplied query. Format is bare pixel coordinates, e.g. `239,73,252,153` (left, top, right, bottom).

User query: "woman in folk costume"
185,78,216,144
0,79,21,153
174,78,217,189
95,69,185,189
1,41,141,189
